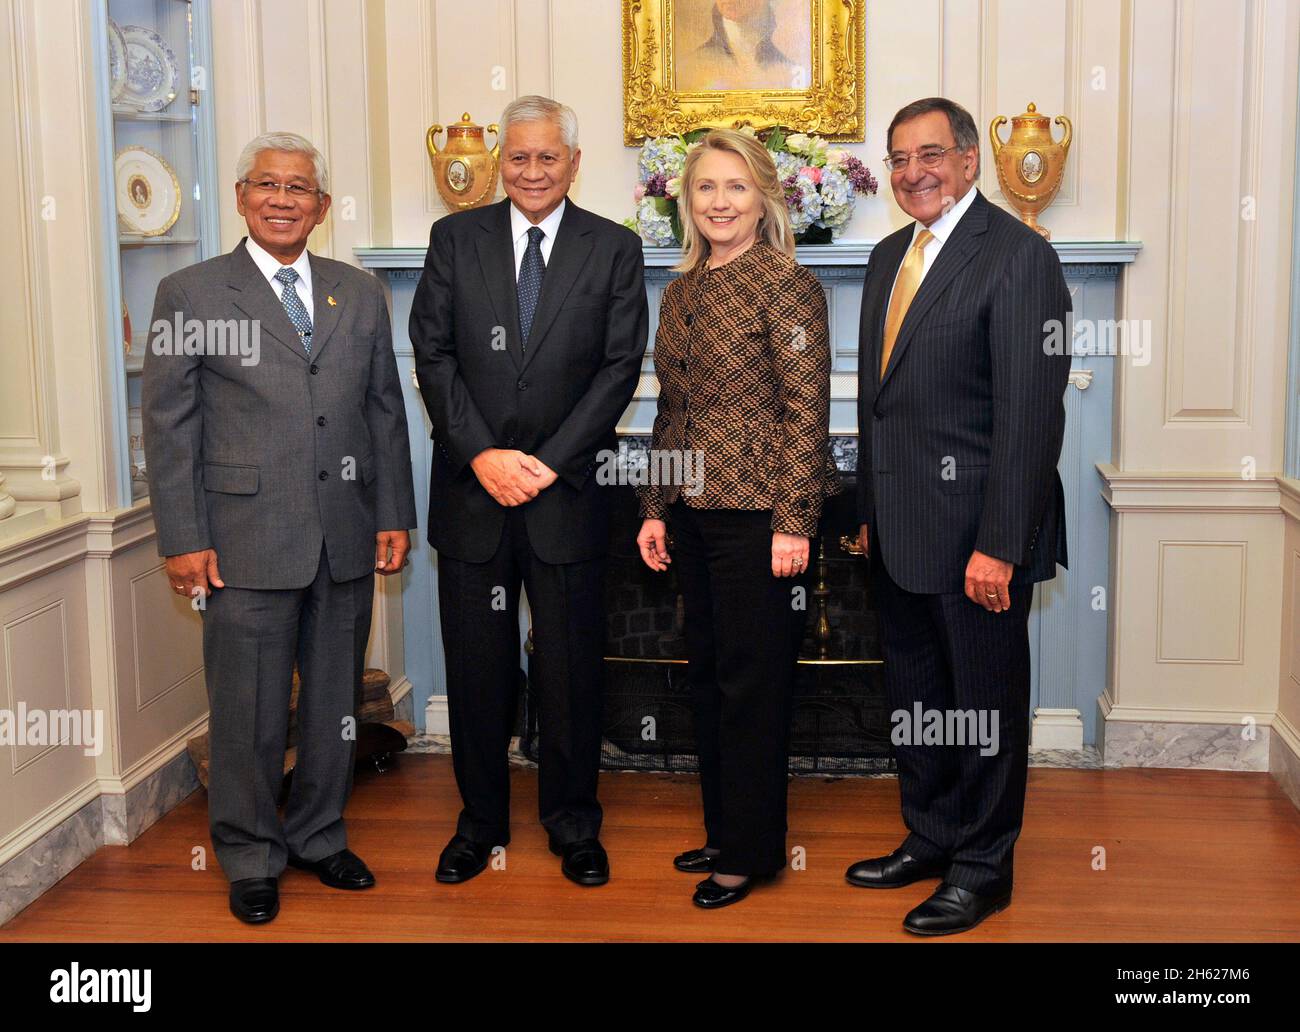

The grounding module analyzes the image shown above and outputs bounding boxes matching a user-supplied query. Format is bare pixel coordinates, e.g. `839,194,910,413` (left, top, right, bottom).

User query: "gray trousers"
200,544,375,882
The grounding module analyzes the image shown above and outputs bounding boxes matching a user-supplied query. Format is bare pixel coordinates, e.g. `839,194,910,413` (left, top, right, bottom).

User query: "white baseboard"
424,694,449,735
0,716,204,866
388,673,412,707
0,779,103,868
1269,711,1300,812
95,714,207,798
1031,707,1085,750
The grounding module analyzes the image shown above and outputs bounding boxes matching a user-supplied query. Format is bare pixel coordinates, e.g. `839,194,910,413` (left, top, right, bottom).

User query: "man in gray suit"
142,132,417,924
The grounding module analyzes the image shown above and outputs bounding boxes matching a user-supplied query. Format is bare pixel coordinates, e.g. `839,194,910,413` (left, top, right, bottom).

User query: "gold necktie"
880,228,935,378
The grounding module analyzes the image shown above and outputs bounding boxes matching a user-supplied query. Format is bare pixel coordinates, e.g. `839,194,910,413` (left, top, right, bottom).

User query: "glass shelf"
112,106,192,122
119,235,200,247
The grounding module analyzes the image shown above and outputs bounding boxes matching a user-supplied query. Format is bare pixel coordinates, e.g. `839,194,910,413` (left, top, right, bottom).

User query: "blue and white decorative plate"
120,24,178,112
107,18,128,103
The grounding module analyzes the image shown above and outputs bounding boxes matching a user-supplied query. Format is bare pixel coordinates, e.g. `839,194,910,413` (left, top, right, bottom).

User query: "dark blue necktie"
517,225,546,352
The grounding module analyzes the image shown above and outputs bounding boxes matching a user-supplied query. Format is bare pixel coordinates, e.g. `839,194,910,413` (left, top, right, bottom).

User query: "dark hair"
886,97,980,175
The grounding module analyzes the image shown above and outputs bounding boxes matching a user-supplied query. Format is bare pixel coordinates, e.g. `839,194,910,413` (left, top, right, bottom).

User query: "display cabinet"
91,0,219,504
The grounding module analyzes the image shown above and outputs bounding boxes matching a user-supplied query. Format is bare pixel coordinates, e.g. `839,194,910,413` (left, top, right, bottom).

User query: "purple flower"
839,154,879,196
783,173,803,210
644,172,669,197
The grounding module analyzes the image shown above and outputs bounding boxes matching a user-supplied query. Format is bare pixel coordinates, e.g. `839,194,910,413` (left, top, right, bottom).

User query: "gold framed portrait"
623,0,865,144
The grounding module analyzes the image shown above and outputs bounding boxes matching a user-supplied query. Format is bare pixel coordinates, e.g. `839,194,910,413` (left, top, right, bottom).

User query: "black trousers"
669,501,811,876
200,544,374,882
437,505,605,847
870,530,1033,895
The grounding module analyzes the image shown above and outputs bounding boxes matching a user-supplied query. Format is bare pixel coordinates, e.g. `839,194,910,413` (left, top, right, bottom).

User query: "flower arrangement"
626,126,878,247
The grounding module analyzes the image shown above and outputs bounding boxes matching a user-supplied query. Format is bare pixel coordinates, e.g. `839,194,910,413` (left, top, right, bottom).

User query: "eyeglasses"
239,178,322,199
882,145,964,173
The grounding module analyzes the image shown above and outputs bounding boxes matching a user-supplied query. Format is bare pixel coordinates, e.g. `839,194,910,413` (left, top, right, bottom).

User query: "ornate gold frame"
622,0,865,144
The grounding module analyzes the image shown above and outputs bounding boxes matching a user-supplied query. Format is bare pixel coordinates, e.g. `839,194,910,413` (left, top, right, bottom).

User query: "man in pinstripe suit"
847,98,1072,934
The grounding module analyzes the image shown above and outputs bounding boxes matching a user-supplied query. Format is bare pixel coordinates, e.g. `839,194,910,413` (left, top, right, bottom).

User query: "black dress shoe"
691,873,773,909
229,878,279,924
902,881,1012,936
436,835,494,884
287,848,375,890
550,838,609,886
845,847,948,888
673,847,718,874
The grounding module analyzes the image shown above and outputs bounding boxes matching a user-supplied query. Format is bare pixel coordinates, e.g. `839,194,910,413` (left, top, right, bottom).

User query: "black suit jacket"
409,198,649,563
856,190,1072,595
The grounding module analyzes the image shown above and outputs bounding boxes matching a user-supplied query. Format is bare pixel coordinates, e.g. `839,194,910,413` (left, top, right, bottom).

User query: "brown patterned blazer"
638,241,841,537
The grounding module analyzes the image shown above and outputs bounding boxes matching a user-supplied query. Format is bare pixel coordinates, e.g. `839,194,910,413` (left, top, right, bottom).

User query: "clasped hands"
470,448,558,506
857,524,1013,613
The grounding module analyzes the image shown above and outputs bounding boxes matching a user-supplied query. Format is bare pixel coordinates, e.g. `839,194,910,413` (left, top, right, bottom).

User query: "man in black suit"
847,98,1071,934
409,95,648,886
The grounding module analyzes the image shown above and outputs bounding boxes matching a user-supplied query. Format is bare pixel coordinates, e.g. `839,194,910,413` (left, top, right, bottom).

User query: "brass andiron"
811,536,832,659
990,102,1072,239
426,112,500,211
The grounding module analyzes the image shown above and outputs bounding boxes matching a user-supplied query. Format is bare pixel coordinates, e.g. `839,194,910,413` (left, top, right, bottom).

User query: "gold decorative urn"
989,102,1072,239
426,112,500,211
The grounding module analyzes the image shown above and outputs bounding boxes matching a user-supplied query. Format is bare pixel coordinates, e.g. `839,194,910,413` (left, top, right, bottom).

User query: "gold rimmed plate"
115,146,181,236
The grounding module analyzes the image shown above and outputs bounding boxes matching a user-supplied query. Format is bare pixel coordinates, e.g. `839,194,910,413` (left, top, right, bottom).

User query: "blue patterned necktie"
517,225,546,353
274,266,313,354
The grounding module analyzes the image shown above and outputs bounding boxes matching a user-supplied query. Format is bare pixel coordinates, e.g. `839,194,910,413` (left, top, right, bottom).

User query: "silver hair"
499,95,579,153
235,131,330,194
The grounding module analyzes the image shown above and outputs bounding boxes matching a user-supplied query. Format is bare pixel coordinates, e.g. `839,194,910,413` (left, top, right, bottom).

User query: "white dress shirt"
885,184,980,309
509,199,565,280
245,236,314,321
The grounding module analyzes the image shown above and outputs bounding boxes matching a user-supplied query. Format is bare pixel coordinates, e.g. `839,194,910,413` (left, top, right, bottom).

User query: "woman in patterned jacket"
636,128,841,908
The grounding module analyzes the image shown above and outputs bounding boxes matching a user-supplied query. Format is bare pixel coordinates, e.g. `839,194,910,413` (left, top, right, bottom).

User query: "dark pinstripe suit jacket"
855,189,1072,595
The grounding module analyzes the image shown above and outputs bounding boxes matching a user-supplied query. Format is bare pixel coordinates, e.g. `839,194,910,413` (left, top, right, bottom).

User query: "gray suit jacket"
142,239,418,589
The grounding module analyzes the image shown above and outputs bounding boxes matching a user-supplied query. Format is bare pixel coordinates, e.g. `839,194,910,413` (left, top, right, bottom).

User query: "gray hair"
499,95,579,153
235,131,330,194
887,97,980,176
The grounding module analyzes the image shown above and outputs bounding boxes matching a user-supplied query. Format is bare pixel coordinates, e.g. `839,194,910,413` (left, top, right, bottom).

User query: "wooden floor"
3,754,1300,942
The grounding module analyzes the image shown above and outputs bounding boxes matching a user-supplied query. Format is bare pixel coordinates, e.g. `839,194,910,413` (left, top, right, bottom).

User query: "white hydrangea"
638,136,688,181
786,176,823,235
635,196,677,246
814,167,854,231
773,150,803,180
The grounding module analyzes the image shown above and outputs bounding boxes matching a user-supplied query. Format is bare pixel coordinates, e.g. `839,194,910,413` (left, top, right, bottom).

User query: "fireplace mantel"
355,239,1141,270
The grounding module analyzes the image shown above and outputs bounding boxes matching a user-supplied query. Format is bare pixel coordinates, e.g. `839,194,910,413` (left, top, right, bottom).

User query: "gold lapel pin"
327,295,337,306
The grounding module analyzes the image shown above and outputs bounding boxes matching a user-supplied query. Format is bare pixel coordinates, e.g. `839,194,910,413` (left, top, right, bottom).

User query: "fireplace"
519,469,896,774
